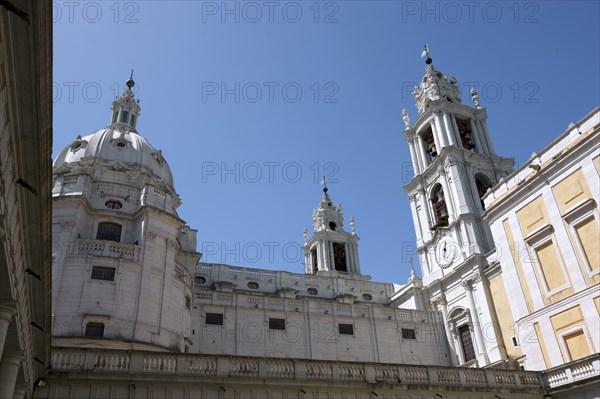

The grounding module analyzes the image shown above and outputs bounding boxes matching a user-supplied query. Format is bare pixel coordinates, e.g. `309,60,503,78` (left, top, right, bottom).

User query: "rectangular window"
85,322,105,337
96,222,122,242
91,266,115,281
401,328,416,340
563,329,591,361
185,296,191,310
120,110,129,123
269,318,285,330
574,217,599,271
205,313,223,325
459,324,476,362
338,324,354,335
535,240,567,292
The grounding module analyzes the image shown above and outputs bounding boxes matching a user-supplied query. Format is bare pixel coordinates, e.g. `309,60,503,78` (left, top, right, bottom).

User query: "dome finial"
126,69,135,90
321,175,328,194
421,44,432,65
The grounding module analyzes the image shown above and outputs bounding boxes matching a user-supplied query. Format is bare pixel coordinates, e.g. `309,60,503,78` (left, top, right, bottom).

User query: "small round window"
116,141,126,148
362,294,373,301
307,288,318,295
71,142,82,151
247,281,259,290
105,200,123,209
194,276,206,285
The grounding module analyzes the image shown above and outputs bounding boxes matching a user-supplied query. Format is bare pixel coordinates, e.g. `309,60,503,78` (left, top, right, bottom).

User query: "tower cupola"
303,179,362,276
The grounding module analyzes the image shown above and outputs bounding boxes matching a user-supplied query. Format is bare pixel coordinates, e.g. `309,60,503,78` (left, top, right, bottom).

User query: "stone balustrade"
50,348,544,390
542,353,600,390
70,239,139,261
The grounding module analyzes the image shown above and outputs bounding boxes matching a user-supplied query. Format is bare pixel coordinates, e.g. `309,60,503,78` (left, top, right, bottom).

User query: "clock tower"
403,53,513,367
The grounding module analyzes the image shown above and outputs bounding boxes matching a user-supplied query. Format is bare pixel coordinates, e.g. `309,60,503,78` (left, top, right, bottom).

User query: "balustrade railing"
542,353,600,390
49,348,551,391
71,239,139,261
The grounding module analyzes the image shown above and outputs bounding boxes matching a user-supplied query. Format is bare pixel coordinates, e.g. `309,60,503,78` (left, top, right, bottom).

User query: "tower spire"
421,44,432,65
321,175,328,194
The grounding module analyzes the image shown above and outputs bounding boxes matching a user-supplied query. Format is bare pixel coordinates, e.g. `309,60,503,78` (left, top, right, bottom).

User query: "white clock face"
435,236,457,267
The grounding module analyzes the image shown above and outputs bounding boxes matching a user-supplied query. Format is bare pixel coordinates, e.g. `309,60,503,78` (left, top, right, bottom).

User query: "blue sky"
53,1,600,285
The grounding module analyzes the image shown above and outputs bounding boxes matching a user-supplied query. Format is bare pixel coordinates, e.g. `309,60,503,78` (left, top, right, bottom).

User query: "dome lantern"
110,71,141,132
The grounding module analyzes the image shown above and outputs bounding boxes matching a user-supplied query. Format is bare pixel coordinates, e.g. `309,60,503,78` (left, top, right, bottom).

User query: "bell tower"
303,178,361,275
403,48,513,367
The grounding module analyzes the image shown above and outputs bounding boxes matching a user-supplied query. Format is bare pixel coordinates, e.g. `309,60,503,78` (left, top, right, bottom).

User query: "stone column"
352,243,360,274
443,113,457,146
433,114,447,148
12,383,27,399
0,303,17,362
470,119,488,155
417,136,430,169
344,242,351,273
433,296,457,366
451,114,463,149
0,350,24,399
439,171,456,221
479,118,496,155
474,120,491,156
462,278,489,365
406,138,421,175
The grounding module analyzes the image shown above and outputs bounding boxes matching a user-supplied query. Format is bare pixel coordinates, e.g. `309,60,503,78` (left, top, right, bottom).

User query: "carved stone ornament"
402,108,411,129
413,65,462,115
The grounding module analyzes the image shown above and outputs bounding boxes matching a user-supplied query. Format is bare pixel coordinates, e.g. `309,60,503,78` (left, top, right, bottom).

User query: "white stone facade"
52,82,199,354
483,107,600,373
39,61,600,398
0,2,52,398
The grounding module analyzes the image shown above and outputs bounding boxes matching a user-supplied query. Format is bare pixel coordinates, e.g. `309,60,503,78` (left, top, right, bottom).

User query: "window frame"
401,328,416,340
556,324,594,362
268,318,286,330
205,312,224,326
96,222,122,242
525,224,571,297
84,322,105,338
338,323,354,335
562,198,600,278
90,266,116,282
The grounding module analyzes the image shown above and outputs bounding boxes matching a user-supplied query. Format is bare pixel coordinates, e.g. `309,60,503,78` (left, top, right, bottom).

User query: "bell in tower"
303,178,362,276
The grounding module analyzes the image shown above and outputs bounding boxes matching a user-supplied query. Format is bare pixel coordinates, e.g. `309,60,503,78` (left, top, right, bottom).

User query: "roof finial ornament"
321,175,328,194
421,44,432,65
470,87,481,108
126,69,135,90
402,108,411,129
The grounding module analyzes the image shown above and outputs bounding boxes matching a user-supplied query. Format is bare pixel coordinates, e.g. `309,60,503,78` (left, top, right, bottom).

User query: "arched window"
96,222,122,242
448,307,476,364
84,322,105,337
430,184,449,228
120,110,129,123
475,174,493,210
422,127,437,161
457,119,476,151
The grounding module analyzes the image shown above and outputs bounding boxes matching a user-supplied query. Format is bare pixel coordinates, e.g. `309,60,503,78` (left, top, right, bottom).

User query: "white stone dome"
54,128,175,189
